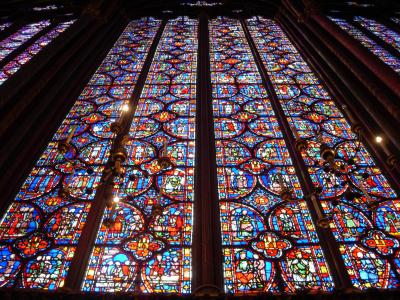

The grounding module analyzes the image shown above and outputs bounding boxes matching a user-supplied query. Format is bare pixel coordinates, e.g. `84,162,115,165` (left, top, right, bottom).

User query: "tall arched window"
0,22,12,32
0,14,399,296
0,20,75,84
247,16,400,290
354,17,400,53
82,16,197,293
0,21,51,62
210,17,333,293
0,17,160,289
329,17,400,74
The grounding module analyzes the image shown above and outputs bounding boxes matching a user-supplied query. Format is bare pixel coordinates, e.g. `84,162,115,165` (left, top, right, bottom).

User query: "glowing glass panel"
0,20,75,85
0,20,50,62
391,17,400,25
210,17,333,294
329,17,400,74
83,17,197,293
0,18,160,290
0,22,12,32
247,16,400,290
354,17,400,53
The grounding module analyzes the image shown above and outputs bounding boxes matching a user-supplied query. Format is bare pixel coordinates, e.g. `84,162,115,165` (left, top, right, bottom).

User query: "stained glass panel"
82,16,197,293
0,20,75,85
354,17,400,53
247,16,400,290
0,20,50,62
391,17,400,25
0,22,12,32
1,13,399,295
210,17,333,294
329,17,400,74
0,18,160,290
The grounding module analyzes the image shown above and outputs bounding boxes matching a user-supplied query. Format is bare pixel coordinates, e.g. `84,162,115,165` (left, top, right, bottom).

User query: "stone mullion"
0,15,118,217
0,21,56,70
0,17,81,115
283,1,400,108
192,15,223,295
350,19,400,60
377,17,400,35
278,11,400,188
279,7,400,153
310,14,400,110
0,21,24,42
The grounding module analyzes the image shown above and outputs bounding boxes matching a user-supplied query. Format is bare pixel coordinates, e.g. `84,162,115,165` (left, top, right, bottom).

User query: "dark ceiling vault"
0,0,399,20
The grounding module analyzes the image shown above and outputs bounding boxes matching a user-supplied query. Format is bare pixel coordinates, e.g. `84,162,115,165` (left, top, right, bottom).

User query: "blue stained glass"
391,17,400,25
83,17,197,294
0,22,12,32
1,13,399,295
210,17,333,294
329,17,400,74
0,20,75,85
0,20,50,62
354,17,400,53
0,18,160,289
247,16,400,290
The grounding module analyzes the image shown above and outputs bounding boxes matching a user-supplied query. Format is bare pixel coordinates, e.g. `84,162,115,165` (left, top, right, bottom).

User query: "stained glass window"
354,17,400,53
0,21,50,62
391,17,400,25
33,5,59,11
0,18,160,290
0,20,75,85
247,16,400,290
329,17,400,74
209,17,333,294
82,16,197,293
1,13,400,296
0,22,12,32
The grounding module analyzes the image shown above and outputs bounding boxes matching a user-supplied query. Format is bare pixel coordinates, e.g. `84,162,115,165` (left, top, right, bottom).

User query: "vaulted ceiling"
0,0,399,21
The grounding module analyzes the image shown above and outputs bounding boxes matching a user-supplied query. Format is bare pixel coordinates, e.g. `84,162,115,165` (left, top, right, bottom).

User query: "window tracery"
0,20,75,85
247,16,400,290
0,17,160,290
83,16,197,293
209,17,333,293
0,13,399,295
0,22,12,32
329,17,400,74
354,17,400,54
0,21,50,62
